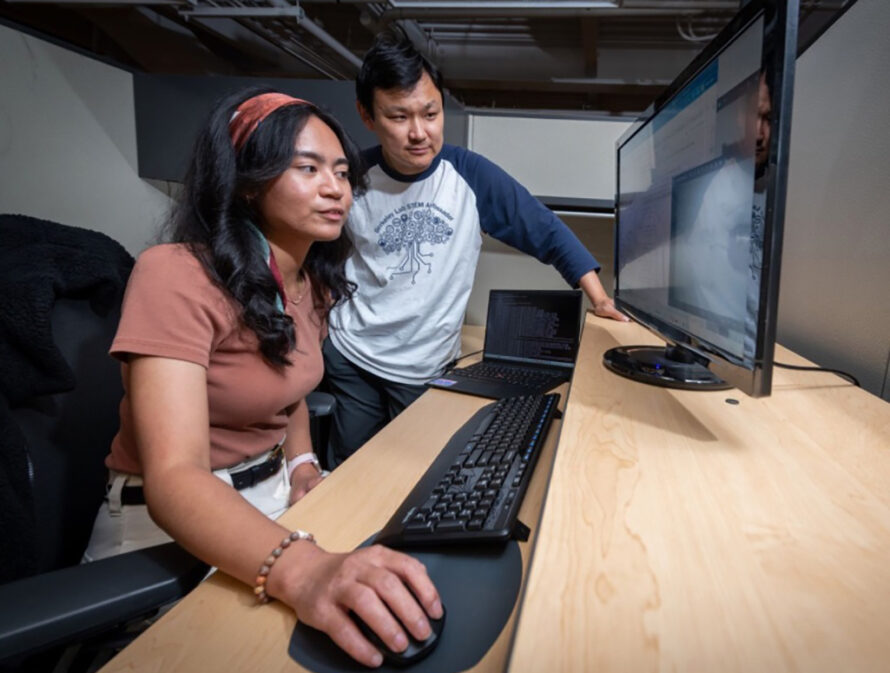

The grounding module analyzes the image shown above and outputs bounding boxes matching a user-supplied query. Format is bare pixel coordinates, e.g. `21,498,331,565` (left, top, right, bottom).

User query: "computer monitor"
607,0,798,398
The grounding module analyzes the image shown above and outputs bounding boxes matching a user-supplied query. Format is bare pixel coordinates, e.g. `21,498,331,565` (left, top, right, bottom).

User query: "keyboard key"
436,520,465,533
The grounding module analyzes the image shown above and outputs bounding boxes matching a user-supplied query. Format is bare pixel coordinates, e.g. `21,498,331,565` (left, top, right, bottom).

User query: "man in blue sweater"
324,30,627,466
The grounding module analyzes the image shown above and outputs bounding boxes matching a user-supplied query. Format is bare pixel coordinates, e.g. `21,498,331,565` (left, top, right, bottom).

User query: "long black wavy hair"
167,87,366,367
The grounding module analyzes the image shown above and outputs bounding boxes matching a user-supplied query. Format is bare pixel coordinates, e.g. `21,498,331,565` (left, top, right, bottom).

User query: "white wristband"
287,452,326,481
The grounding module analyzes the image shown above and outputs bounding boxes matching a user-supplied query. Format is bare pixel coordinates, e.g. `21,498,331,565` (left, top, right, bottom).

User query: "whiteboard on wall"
468,114,632,201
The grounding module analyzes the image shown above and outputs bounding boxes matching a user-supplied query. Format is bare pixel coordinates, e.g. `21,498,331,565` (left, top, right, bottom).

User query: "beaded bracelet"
254,529,316,604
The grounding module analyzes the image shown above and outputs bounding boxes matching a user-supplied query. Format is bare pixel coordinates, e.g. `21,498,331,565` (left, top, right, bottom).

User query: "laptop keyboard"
458,362,566,388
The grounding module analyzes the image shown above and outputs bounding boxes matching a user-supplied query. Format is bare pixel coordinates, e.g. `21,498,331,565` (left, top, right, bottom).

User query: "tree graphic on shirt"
375,207,454,284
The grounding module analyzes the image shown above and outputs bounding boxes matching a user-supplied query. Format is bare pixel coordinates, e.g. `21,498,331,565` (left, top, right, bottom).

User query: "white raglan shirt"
329,145,600,385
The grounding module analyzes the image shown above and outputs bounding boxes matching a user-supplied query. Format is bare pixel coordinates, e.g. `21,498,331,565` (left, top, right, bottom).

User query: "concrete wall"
778,0,890,400
0,23,173,255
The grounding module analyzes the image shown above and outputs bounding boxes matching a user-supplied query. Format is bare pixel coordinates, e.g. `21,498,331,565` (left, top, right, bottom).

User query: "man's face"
755,73,772,170
358,70,445,176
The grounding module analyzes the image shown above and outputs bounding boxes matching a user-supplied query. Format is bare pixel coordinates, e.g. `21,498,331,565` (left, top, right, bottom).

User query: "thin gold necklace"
288,273,308,305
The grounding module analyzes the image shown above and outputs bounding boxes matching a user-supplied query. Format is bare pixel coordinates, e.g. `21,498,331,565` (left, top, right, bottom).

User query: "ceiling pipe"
296,13,363,70
395,19,440,61
7,0,184,4
181,7,304,17
621,0,738,7
7,0,362,73
307,0,443,65
231,12,349,79
179,0,361,72
259,0,364,70
388,1,620,7
373,0,740,17
359,5,441,73
378,8,726,22
303,0,743,6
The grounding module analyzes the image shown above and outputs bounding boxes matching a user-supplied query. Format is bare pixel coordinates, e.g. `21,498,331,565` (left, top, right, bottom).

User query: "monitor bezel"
613,0,799,397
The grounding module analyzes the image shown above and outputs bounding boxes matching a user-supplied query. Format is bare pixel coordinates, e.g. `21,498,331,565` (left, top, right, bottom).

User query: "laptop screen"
483,290,583,368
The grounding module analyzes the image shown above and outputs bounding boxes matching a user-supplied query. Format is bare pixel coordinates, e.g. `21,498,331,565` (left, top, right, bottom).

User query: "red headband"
229,93,310,151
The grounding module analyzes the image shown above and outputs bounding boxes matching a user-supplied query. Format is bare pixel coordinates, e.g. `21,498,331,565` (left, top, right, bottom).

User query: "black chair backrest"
11,297,125,574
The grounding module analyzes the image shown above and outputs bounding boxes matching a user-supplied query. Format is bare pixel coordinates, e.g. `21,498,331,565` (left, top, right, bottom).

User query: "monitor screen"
611,0,798,397
484,290,582,367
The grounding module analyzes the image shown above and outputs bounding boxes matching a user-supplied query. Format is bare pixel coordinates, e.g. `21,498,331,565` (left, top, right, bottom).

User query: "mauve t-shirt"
107,244,325,473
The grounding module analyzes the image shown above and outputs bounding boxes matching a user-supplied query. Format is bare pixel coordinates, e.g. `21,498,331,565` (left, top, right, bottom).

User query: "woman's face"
258,115,353,247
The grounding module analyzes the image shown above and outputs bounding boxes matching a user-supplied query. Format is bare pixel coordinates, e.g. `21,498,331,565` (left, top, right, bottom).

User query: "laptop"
427,289,583,399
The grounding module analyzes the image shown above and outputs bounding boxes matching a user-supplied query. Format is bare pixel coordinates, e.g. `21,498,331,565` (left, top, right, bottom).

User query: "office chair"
0,216,335,671
306,390,336,470
0,297,210,666
0,216,208,673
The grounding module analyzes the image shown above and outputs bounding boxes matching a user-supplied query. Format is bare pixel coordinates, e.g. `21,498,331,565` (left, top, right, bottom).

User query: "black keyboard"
375,393,560,547
458,362,566,388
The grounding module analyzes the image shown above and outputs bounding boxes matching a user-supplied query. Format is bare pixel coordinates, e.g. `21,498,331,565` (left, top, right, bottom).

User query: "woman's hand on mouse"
266,543,444,667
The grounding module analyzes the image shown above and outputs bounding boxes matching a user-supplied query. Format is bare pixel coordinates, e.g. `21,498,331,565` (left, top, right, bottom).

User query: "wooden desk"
508,315,890,673
100,326,566,673
100,318,890,673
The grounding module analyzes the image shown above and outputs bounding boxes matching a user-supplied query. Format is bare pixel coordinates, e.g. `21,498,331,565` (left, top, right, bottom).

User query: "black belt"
118,446,285,506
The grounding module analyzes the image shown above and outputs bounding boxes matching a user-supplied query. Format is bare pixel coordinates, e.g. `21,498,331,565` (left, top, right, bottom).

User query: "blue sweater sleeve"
443,146,600,286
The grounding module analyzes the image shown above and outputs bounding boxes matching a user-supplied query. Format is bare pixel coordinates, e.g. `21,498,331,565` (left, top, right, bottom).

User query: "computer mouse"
350,604,446,668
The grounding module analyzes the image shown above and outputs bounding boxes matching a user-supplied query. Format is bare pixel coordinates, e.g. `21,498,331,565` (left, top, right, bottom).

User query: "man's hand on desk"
578,270,630,322
592,297,630,322
266,543,444,668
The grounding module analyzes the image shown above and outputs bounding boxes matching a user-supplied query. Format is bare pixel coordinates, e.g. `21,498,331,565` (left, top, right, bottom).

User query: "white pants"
83,450,291,562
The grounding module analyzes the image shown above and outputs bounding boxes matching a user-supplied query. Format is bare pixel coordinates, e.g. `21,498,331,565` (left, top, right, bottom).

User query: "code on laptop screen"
484,290,582,366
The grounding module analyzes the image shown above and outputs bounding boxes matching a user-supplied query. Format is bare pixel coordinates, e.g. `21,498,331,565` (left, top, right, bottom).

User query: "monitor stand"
603,344,731,390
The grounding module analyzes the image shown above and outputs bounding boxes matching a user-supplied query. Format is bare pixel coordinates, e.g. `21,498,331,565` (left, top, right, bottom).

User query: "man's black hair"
356,29,444,118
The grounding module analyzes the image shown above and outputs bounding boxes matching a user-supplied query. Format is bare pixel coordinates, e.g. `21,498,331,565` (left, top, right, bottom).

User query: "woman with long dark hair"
84,88,442,667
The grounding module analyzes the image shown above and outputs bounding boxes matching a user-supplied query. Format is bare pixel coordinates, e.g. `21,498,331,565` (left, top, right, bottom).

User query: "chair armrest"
0,542,208,662
306,391,335,417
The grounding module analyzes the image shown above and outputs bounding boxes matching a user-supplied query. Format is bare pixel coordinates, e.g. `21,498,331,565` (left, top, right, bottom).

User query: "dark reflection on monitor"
611,0,795,397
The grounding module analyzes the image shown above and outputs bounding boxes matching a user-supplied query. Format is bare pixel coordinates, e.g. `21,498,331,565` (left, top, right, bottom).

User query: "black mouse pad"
289,540,522,672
